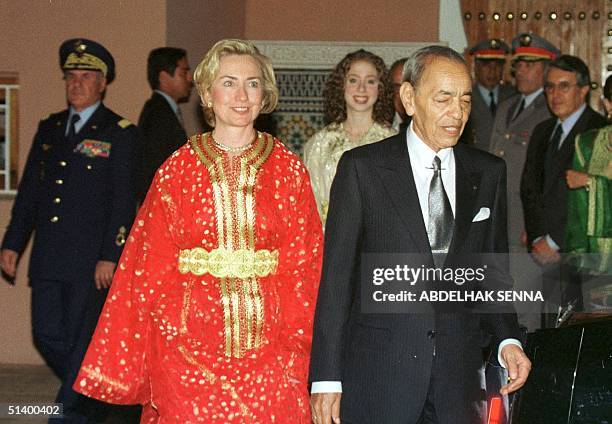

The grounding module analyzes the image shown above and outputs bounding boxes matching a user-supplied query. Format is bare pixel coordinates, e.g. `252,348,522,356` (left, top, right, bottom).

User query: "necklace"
211,132,258,153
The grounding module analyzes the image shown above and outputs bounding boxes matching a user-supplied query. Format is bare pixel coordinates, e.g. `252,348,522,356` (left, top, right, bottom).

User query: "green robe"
565,125,612,274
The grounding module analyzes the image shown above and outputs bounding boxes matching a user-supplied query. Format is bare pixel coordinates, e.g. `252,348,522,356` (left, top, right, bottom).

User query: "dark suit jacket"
136,92,187,202
1,104,137,282
309,132,520,424
520,106,606,249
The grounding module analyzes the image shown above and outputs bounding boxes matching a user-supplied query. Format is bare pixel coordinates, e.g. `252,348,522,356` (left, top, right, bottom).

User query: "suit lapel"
375,135,432,254
505,96,522,127
545,108,593,191
448,145,480,255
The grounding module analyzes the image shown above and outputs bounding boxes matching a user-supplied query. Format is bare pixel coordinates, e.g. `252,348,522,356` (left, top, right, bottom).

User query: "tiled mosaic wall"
272,68,331,155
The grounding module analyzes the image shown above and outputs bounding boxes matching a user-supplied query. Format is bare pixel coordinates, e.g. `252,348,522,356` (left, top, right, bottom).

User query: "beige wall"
167,0,246,136
0,0,166,364
244,0,439,42
0,1,439,364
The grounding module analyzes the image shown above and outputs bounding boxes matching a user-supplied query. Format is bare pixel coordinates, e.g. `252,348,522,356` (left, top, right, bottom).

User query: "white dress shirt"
311,123,521,394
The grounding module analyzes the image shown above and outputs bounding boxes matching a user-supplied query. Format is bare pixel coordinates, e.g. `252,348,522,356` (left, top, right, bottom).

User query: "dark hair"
323,49,394,125
403,45,468,88
546,55,591,87
604,75,612,101
147,47,187,90
390,57,408,74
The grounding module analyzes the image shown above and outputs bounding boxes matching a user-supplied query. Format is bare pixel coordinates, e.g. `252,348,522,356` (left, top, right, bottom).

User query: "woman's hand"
566,170,590,189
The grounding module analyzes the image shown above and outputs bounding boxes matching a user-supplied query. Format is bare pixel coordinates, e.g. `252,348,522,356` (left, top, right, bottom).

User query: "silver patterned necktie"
428,156,454,266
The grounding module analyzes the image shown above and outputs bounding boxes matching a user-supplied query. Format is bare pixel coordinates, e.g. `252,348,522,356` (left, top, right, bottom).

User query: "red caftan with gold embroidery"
74,133,323,423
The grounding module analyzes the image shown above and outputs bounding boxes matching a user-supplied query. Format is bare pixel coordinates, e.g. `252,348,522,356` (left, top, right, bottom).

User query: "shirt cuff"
544,234,560,251
533,235,560,251
311,381,342,393
497,338,523,368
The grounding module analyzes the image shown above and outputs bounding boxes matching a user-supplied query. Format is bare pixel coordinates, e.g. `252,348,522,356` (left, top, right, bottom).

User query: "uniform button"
86,164,92,170
498,150,505,156
53,197,61,204
505,133,511,140
50,216,59,223
55,179,63,185
427,330,436,339
59,161,67,167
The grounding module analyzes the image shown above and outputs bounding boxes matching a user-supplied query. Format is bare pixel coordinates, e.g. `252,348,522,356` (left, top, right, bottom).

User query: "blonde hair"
194,39,279,126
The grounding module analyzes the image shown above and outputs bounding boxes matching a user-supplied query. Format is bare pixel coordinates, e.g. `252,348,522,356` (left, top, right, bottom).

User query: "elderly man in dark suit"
309,45,531,424
136,47,192,203
521,55,606,325
0,38,137,421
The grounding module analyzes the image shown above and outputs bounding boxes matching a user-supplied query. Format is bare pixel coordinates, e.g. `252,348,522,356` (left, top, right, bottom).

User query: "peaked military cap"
511,33,560,62
59,38,115,83
469,39,509,61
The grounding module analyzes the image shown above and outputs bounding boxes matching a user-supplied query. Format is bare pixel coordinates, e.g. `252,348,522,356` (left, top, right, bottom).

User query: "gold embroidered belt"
178,247,278,278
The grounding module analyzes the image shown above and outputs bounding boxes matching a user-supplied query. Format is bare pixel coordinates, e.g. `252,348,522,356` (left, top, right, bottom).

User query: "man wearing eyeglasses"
521,55,606,327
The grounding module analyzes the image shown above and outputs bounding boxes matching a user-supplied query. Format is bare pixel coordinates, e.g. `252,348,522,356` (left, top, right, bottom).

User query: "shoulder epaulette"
40,114,51,122
117,119,134,129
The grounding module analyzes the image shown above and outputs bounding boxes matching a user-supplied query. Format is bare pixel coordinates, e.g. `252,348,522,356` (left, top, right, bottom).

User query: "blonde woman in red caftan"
74,39,323,423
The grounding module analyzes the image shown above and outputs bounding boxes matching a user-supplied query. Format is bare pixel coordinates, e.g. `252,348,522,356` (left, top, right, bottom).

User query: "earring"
207,101,212,108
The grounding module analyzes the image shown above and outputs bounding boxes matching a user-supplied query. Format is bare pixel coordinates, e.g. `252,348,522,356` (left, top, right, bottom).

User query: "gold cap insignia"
75,40,87,55
520,34,532,46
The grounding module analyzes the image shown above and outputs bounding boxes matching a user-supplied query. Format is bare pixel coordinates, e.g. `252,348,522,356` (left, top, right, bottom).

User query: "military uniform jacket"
488,92,551,248
1,104,137,282
464,83,515,150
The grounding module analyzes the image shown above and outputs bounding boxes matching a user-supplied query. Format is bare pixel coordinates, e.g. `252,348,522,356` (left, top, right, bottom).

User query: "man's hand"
310,393,341,424
499,344,531,395
531,238,560,265
0,249,19,282
566,170,589,189
94,260,116,290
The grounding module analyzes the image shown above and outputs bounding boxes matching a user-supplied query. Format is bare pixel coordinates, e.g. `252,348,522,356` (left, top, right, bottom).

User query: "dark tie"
545,124,563,176
512,98,525,121
428,156,454,266
489,91,496,116
67,114,81,139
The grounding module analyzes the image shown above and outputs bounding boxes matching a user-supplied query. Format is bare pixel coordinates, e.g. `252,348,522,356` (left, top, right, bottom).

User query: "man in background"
389,57,409,132
463,38,515,150
521,55,606,326
136,47,192,203
488,33,560,332
0,38,137,421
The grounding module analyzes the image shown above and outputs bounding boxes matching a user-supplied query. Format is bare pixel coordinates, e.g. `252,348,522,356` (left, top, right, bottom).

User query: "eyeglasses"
544,82,579,93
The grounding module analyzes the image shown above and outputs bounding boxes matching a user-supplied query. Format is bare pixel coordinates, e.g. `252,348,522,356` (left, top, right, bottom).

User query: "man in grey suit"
488,33,559,331
309,45,531,424
463,39,515,150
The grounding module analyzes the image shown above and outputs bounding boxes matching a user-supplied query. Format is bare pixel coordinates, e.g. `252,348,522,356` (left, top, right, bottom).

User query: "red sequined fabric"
74,133,323,423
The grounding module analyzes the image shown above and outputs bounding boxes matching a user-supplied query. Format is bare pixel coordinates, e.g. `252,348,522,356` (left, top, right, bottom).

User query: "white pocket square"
472,207,490,222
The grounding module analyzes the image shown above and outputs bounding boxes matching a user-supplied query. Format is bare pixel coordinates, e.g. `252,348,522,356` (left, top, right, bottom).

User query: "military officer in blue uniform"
0,38,137,422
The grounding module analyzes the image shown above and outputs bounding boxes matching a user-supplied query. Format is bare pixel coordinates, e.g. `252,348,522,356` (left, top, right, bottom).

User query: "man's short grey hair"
403,45,468,88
